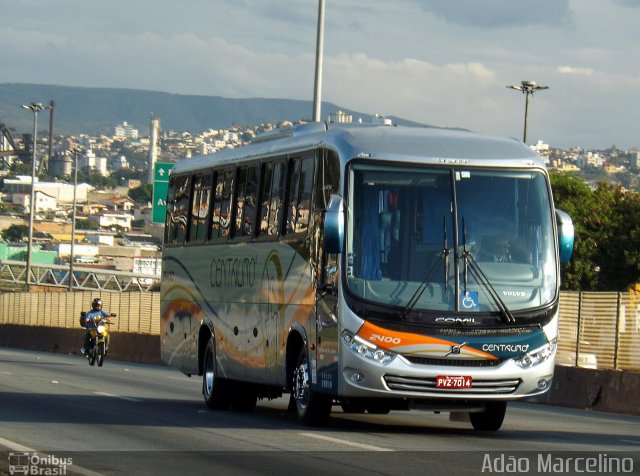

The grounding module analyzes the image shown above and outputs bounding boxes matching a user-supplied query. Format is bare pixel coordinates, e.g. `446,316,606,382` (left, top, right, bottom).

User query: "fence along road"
0,265,639,372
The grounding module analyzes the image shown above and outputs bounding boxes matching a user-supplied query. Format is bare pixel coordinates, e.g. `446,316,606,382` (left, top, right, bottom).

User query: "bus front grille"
403,356,503,367
383,375,521,394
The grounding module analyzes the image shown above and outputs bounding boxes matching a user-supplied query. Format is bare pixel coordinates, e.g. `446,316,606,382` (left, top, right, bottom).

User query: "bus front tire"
292,347,332,426
203,339,230,410
470,401,507,431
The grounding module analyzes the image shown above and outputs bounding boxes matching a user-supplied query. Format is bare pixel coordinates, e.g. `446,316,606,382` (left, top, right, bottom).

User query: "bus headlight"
515,338,557,369
342,330,396,365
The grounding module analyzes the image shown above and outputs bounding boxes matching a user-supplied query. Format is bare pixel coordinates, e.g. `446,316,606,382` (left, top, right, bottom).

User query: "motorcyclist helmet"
91,298,102,311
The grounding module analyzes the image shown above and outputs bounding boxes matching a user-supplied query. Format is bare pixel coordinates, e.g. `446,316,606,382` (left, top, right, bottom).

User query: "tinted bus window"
259,161,285,237
259,163,274,236
168,175,190,244
285,156,315,235
189,172,212,243
235,165,258,237
210,169,234,240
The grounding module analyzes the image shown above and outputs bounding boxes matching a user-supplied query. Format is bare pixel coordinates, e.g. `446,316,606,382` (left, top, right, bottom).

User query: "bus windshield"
346,163,557,315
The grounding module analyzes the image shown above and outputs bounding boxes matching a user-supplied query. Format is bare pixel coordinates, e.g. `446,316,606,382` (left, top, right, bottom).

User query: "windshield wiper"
401,216,449,320
461,219,516,323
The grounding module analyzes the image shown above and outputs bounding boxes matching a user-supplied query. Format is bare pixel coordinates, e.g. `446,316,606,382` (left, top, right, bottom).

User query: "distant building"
2,176,92,204
12,190,57,213
328,111,353,123
88,212,133,231
114,121,139,140
80,149,108,176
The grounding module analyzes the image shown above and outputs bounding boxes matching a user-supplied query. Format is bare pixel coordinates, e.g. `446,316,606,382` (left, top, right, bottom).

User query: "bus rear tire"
292,347,332,426
470,401,507,431
203,339,230,410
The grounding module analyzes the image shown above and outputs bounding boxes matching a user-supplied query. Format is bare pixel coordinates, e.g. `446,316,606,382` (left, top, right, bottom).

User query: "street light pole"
506,80,549,144
68,148,79,291
312,0,325,122
22,102,50,291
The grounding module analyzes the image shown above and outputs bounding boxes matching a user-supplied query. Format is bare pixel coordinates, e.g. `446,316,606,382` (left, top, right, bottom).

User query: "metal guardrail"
0,259,160,292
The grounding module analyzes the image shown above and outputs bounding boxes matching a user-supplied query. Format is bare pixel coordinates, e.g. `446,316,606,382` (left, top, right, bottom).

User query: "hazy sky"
2,0,640,149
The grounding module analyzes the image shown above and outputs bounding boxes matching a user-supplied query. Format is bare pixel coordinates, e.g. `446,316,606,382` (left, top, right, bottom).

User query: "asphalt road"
0,347,638,476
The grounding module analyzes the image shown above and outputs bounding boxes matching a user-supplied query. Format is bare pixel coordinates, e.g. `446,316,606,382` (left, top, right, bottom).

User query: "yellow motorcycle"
80,312,116,367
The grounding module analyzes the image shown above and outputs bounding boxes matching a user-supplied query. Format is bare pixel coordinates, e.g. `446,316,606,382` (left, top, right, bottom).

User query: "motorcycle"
80,312,116,367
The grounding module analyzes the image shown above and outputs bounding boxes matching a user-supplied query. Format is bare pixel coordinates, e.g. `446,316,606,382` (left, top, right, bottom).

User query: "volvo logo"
502,290,527,297
445,342,468,357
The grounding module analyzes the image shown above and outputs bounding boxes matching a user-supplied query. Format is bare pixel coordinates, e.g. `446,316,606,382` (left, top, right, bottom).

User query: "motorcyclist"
81,298,113,355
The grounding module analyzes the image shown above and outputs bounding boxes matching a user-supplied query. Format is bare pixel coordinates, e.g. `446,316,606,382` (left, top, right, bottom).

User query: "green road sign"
152,162,174,223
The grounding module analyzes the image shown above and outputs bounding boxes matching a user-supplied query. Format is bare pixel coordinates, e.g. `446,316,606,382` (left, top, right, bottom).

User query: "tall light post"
312,0,325,122
22,102,51,291
506,80,548,144
68,148,79,291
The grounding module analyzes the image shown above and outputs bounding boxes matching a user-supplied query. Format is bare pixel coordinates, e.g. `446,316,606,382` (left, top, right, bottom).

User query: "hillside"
0,83,431,137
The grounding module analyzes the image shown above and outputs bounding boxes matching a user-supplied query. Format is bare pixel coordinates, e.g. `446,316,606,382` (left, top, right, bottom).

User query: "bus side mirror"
556,209,574,264
324,194,344,254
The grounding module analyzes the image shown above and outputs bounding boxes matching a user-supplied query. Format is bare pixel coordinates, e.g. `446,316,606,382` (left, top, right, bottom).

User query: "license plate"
436,375,472,388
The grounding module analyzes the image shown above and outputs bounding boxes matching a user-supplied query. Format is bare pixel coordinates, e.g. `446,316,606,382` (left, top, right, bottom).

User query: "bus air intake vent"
383,375,521,394
403,356,503,367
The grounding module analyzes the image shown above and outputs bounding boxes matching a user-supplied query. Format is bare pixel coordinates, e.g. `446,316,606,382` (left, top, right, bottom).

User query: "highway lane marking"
299,432,393,452
620,439,640,444
93,391,143,402
0,435,35,452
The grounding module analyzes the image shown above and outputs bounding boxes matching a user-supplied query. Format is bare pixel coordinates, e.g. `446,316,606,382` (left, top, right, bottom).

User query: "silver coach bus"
160,122,574,431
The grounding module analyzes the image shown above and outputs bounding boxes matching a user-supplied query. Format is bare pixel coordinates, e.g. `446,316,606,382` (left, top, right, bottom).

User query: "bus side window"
164,176,178,244
221,169,234,238
259,160,285,237
210,171,223,240
189,173,212,243
167,175,190,245
285,156,314,235
259,163,274,236
269,162,285,235
243,165,258,237
209,169,234,241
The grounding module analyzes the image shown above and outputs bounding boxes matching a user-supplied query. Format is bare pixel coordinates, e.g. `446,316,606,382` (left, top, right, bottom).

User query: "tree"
128,184,153,203
1,224,29,242
551,172,640,291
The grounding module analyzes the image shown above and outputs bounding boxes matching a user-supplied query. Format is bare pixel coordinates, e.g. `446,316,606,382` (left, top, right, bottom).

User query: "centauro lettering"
482,344,530,353
210,257,257,288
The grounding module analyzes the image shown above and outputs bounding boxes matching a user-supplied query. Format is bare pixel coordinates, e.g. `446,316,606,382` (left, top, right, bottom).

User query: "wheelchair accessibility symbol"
460,291,479,311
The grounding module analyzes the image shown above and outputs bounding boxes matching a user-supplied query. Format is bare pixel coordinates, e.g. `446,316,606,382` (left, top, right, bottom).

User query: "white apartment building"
114,121,139,140
2,177,93,204
81,150,108,176
89,213,133,231
12,190,58,213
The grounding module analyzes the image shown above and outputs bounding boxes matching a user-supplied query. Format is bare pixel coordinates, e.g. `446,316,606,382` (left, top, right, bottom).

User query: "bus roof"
170,122,544,175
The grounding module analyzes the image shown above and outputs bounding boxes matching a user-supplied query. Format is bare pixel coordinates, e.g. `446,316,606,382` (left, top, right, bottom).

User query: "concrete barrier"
0,324,162,365
1,324,638,416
